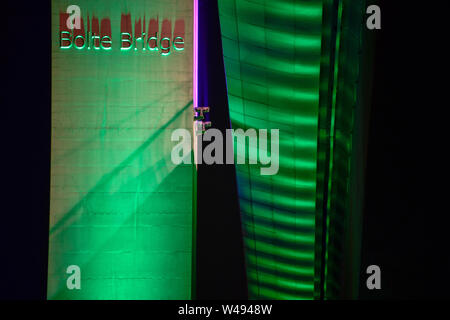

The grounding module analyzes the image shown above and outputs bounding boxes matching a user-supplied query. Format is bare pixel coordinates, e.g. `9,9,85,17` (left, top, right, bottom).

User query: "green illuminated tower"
218,0,368,299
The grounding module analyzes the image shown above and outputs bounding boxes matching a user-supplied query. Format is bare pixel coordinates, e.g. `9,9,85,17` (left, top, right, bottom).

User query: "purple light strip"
193,0,199,166
193,0,198,110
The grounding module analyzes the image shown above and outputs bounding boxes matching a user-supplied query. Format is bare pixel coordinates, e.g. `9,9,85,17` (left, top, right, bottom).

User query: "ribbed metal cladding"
218,0,367,300
218,0,324,299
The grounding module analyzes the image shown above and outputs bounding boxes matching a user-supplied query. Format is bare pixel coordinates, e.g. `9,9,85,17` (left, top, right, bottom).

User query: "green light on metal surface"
219,0,366,300
218,0,323,299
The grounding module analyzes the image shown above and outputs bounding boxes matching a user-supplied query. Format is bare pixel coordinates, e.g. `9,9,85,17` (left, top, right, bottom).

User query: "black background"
2,0,448,300
359,0,448,299
195,0,247,299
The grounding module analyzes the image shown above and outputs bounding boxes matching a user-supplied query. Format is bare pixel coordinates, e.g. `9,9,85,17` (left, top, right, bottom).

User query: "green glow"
160,37,172,56
120,32,133,51
248,271,314,292
240,199,314,227
218,0,323,299
49,0,194,300
249,285,313,300
60,31,72,49
245,238,315,261
247,254,314,277
174,37,185,51
148,36,159,51
220,0,365,300
323,0,343,298
101,36,113,50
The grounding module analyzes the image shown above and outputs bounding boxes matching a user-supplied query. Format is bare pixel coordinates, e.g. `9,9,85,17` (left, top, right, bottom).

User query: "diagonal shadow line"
52,83,186,165
49,100,193,236
49,162,193,299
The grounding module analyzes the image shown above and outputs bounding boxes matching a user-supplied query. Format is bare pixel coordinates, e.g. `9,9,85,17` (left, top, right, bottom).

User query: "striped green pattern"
218,0,324,299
